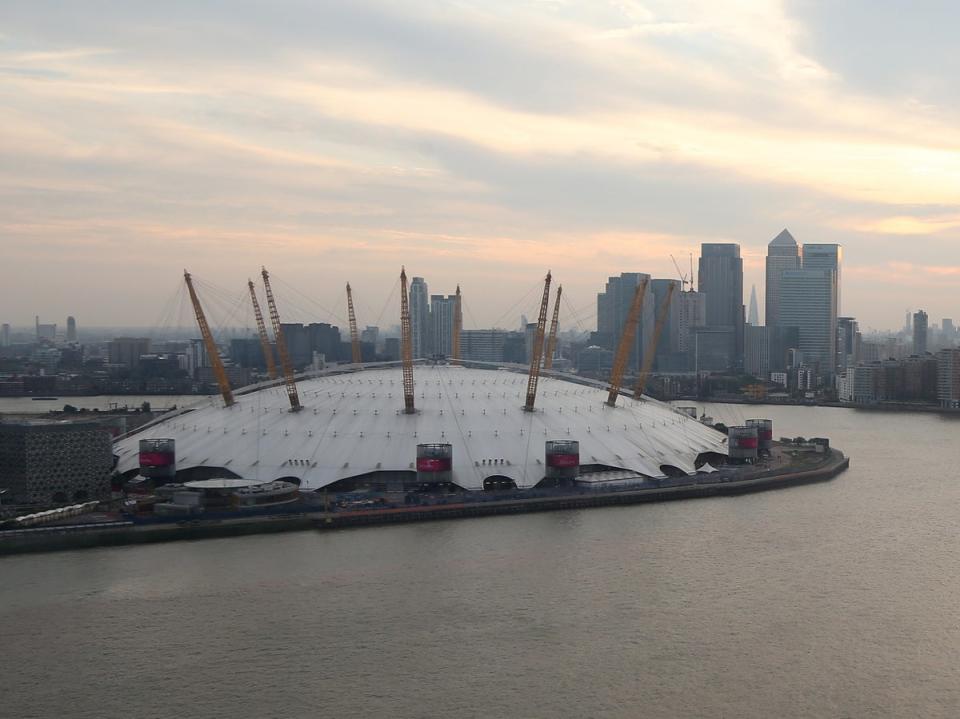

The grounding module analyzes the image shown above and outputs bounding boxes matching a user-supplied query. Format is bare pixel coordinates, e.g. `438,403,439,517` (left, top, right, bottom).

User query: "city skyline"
2,1,959,328
4,238,957,338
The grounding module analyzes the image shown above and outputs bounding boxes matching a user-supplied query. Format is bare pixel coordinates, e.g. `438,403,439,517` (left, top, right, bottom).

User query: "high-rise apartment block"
430,294,458,358
66,316,77,343
409,277,430,359
938,348,960,409
183,338,208,376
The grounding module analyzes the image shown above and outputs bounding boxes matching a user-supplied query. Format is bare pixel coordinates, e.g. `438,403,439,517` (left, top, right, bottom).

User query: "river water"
0,395,208,413
2,404,960,718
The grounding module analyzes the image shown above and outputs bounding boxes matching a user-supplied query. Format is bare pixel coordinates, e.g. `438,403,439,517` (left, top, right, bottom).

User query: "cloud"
839,214,960,236
1,0,959,329
788,0,960,110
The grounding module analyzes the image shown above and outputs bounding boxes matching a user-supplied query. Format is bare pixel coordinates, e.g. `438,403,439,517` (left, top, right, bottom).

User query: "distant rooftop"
769,229,797,247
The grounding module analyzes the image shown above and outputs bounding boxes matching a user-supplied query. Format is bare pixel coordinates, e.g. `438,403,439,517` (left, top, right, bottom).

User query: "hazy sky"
2,0,958,332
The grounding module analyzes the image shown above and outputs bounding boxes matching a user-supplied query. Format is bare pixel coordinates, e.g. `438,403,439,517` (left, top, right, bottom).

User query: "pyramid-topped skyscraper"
765,228,801,328
748,285,760,326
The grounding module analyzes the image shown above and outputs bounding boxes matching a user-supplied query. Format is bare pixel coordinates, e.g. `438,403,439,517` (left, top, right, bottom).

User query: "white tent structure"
114,365,728,491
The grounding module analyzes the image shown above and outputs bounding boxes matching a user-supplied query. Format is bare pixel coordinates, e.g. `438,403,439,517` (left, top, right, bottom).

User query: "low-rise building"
0,419,114,506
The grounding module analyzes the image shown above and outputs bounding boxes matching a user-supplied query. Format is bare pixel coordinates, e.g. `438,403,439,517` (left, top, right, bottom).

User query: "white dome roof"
114,365,727,490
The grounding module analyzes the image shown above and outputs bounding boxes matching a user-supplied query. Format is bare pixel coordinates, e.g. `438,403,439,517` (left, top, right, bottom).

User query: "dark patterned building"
0,420,114,506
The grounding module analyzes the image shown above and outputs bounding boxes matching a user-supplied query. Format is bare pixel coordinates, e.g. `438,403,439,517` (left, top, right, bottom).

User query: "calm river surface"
3,404,960,718
0,395,208,413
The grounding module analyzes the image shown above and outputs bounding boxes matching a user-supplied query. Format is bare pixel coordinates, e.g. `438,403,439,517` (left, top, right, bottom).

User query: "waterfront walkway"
0,449,848,555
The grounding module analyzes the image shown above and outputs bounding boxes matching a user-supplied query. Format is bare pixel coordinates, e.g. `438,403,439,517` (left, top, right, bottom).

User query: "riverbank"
0,448,849,556
673,395,959,415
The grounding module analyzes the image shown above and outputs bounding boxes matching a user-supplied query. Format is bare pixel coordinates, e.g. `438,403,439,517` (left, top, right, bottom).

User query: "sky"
1,0,958,332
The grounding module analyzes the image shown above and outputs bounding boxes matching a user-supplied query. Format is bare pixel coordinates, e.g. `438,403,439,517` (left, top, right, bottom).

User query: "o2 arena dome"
114,364,728,492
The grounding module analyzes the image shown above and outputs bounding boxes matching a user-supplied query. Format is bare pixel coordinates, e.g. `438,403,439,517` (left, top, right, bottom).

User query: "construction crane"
634,282,676,399
670,254,689,290
346,282,362,364
452,285,462,362
606,277,649,407
260,267,301,412
248,279,278,380
523,271,552,412
543,285,562,370
399,267,415,413
184,270,234,408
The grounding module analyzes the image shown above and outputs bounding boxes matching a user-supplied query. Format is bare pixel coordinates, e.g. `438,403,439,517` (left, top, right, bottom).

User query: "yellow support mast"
399,268,415,414
634,282,677,399
260,267,301,412
452,285,462,362
183,270,235,408
543,284,562,370
523,271,552,412
248,279,278,380
346,282,362,364
606,277,649,407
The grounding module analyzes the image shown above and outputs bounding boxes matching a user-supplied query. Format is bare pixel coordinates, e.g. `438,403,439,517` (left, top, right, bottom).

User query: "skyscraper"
595,273,655,372
409,277,430,358
778,269,837,376
913,310,929,355
801,244,842,314
0,323,9,347
698,243,743,370
748,285,759,326
765,229,801,328
66,316,77,342
744,324,770,378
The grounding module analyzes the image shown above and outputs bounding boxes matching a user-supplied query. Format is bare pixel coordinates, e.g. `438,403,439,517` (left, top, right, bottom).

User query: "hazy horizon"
2,1,958,330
